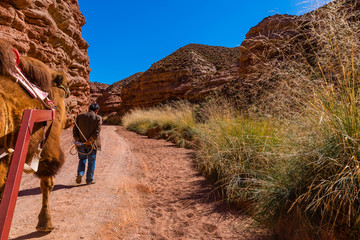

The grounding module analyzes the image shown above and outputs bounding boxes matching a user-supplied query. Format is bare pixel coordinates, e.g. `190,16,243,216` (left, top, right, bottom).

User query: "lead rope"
67,104,95,156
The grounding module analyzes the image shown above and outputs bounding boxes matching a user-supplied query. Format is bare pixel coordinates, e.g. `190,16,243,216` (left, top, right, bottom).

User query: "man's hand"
83,139,94,145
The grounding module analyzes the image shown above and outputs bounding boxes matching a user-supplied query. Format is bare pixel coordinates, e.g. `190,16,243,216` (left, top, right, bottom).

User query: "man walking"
73,103,102,184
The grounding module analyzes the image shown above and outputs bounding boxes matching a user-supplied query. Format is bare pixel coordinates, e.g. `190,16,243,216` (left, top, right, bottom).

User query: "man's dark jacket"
73,111,102,150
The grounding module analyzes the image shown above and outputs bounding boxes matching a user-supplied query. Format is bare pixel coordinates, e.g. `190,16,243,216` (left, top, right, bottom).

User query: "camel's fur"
19,56,52,92
0,40,69,231
0,40,16,77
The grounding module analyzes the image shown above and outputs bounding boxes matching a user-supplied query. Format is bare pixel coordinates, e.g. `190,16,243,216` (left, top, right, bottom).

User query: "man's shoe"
76,175,82,184
86,179,96,185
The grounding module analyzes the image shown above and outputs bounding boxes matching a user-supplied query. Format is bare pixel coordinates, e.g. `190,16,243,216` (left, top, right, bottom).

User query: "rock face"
100,15,302,116
118,44,241,115
95,15,305,117
96,72,143,117
90,81,109,103
95,1,351,120
227,14,306,108
239,14,300,75
0,0,90,124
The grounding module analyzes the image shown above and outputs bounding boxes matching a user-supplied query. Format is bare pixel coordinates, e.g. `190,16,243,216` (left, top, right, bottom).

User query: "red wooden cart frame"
0,109,55,240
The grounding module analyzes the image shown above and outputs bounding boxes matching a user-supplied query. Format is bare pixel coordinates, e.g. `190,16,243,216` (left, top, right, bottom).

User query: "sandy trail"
7,126,273,240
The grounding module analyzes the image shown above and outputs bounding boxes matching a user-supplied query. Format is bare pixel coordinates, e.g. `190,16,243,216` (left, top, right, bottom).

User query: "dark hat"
89,103,100,111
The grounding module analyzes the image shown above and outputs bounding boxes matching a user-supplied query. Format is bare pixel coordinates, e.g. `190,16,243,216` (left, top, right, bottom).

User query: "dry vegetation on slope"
122,1,360,239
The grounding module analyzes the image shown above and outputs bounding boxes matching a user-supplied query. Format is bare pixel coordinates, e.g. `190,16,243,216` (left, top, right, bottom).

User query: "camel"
0,40,69,231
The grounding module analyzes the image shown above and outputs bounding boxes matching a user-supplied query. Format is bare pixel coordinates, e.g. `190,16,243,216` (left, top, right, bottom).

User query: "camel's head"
18,56,70,132
51,72,70,100
49,71,70,128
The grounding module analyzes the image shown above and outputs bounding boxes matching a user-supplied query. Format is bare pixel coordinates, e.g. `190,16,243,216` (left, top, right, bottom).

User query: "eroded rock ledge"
0,0,90,125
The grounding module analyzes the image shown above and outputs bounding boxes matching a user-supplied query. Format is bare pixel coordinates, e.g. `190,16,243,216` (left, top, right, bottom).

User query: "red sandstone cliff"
224,13,307,109
94,1,352,120
118,44,241,115
0,0,90,124
96,72,143,117
98,16,300,117
90,81,109,103
94,14,303,118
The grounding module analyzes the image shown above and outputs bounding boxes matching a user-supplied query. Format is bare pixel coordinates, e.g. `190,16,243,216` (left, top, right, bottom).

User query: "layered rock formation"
95,14,304,117
95,1,351,120
118,44,241,115
96,72,143,116
98,17,299,116
238,14,300,76
0,0,90,124
226,14,306,109
90,81,109,103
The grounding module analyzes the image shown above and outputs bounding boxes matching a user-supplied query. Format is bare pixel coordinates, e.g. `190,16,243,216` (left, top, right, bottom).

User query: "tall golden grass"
252,0,360,238
122,101,197,147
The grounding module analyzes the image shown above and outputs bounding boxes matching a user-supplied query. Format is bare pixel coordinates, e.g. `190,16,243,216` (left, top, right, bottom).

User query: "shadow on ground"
18,184,87,197
9,231,51,240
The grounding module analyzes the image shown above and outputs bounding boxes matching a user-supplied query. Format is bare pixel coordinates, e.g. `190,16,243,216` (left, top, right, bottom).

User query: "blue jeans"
77,146,97,183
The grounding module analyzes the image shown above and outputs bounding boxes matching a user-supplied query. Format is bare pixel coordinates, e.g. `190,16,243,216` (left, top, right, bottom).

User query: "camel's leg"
36,176,54,232
0,162,8,198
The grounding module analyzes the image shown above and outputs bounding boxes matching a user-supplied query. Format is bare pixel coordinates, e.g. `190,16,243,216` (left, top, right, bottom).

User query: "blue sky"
78,0,329,85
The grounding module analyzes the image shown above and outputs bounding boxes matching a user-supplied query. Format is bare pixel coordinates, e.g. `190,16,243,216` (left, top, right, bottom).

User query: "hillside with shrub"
121,0,360,239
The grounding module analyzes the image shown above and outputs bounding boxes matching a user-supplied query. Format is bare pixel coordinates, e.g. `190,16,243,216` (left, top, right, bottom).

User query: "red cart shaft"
0,109,55,240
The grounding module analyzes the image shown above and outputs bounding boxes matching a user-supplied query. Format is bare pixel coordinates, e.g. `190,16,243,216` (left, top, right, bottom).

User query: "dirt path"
8,126,273,240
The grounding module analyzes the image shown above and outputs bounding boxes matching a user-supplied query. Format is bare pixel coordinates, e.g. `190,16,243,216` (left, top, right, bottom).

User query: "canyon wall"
0,0,90,124
96,72,143,117
90,81,109,103
98,11,321,117
96,44,241,118
95,14,302,117
1,0,345,125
